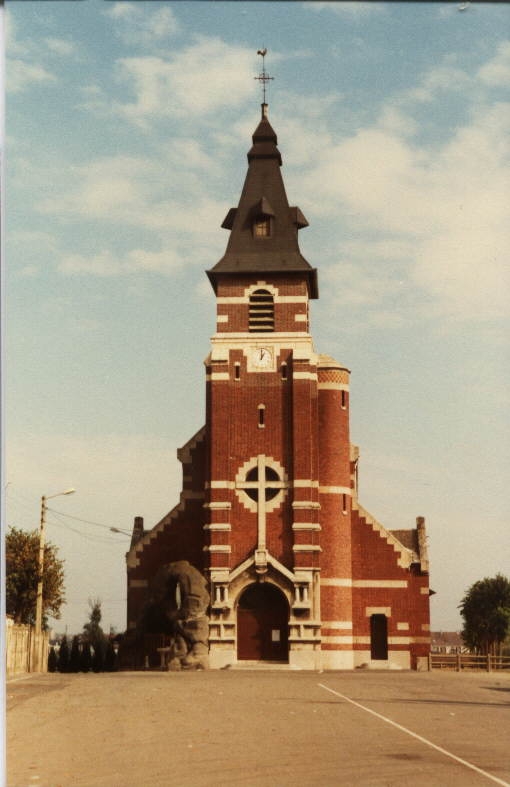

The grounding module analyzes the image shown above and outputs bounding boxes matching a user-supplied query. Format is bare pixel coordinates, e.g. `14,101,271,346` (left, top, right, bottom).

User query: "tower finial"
254,48,274,116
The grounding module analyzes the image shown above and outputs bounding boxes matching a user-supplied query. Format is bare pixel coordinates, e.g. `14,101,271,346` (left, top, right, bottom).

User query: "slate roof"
207,108,318,298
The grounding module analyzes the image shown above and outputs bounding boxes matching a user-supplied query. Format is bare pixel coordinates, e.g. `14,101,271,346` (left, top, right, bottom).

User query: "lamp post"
33,487,75,671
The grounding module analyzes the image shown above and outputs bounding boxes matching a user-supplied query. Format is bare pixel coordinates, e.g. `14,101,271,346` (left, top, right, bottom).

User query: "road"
6,669,510,787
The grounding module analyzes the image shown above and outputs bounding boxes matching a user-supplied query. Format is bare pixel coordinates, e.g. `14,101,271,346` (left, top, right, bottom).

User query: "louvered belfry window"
249,289,274,332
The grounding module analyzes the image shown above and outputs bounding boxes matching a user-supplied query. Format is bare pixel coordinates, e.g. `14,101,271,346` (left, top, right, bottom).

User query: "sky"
4,0,509,637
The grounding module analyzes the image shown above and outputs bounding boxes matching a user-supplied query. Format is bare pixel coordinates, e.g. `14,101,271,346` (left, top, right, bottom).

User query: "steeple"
207,104,318,299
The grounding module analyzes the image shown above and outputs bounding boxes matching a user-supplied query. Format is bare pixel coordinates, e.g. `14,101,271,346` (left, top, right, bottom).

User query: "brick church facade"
125,104,431,670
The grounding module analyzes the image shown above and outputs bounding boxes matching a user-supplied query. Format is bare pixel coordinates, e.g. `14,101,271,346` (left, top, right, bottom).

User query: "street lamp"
34,488,75,671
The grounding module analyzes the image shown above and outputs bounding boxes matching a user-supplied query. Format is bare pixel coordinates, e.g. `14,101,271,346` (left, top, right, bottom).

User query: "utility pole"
33,495,47,672
33,488,75,671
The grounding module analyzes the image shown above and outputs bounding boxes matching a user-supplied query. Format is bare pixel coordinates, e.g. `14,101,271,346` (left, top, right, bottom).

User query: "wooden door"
237,583,289,661
370,614,388,660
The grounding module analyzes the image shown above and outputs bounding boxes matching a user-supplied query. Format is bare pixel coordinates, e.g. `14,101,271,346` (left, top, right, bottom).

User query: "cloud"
303,2,385,17
477,40,510,87
6,10,76,93
301,127,424,226
377,105,418,137
34,147,228,278
105,2,180,45
399,45,510,108
7,230,59,276
7,59,56,93
5,10,27,56
39,155,155,219
404,64,473,104
44,37,76,57
38,151,226,234
58,248,183,277
160,138,223,178
112,37,256,125
296,83,509,324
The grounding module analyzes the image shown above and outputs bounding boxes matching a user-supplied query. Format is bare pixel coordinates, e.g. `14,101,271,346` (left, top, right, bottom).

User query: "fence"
429,652,510,672
6,619,49,677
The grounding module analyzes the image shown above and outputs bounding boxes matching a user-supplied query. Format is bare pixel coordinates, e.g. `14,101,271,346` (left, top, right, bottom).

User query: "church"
124,97,431,671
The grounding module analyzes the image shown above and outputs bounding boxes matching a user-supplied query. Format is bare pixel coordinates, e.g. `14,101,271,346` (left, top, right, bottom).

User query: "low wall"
6,620,49,676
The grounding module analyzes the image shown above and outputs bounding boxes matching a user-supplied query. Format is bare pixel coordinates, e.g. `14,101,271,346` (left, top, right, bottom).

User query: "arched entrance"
237,583,289,662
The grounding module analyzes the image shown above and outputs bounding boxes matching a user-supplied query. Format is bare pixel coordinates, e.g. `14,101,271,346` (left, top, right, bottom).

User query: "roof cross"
254,48,274,105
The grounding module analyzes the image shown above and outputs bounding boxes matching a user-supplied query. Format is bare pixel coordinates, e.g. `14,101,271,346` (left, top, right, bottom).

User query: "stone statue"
139,560,210,670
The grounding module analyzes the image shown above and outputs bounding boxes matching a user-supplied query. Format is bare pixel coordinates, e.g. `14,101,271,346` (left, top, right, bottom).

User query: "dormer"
252,197,275,239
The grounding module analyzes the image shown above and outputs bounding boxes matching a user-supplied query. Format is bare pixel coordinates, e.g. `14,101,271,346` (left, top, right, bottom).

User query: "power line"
6,485,132,536
47,511,127,545
47,507,131,536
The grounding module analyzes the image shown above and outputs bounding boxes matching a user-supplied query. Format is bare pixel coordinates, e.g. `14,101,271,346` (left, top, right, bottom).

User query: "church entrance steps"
224,660,294,670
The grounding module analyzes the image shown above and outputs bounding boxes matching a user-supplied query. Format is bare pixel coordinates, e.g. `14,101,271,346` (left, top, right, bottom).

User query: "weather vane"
254,48,274,105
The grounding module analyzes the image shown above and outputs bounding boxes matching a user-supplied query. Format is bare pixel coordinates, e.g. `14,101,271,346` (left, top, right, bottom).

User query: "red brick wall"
215,276,309,334
126,433,207,626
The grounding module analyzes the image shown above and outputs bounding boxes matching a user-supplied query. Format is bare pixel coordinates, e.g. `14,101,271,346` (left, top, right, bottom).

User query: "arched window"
249,289,274,332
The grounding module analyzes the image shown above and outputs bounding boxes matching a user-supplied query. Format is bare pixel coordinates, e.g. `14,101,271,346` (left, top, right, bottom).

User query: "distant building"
431,632,467,654
125,102,431,670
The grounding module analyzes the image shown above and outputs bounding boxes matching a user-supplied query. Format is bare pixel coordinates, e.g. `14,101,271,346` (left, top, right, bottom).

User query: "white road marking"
318,682,510,787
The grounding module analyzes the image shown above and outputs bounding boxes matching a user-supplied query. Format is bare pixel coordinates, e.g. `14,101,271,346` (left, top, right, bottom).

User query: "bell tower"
203,100,349,669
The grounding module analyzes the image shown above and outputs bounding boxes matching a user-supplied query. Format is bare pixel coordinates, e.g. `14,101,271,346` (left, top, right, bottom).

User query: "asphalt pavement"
6,668,510,787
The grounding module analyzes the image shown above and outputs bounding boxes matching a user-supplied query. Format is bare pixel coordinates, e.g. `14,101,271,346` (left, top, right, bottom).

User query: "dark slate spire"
207,106,318,298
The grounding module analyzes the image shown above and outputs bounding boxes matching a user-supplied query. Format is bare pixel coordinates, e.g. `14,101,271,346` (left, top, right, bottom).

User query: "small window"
281,362,287,380
253,215,271,238
342,494,347,514
234,363,241,381
341,390,347,409
258,404,265,428
249,289,274,332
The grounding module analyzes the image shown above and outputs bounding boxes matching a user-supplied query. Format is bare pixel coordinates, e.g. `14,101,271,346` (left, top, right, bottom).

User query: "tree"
80,641,92,672
58,635,70,673
92,644,104,673
459,574,510,656
504,630,510,658
6,527,65,626
47,646,57,672
83,599,108,668
69,635,81,672
104,640,118,672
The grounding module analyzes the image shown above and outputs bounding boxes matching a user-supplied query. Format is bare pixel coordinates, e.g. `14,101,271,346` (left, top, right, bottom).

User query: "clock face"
252,347,272,369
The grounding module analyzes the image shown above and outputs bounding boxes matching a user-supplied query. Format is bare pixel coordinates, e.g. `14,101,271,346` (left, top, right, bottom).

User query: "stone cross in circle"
236,455,287,563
